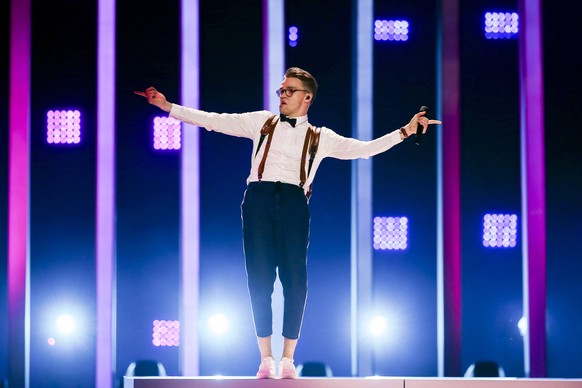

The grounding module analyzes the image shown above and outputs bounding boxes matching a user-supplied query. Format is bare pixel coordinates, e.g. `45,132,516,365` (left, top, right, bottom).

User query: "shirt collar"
289,114,308,127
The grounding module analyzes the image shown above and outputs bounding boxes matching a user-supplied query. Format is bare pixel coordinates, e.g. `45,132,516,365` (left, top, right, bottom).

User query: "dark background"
1,0,581,386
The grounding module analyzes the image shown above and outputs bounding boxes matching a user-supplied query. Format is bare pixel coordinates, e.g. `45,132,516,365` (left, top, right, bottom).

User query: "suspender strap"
256,115,278,181
255,114,278,157
299,125,321,198
299,128,312,187
308,126,321,177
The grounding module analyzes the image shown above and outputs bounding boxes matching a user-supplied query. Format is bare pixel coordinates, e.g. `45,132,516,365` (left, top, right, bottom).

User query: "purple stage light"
483,213,518,248
373,216,408,251
152,319,181,347
47,109,81,144
288,26,298,47
153,116,182,150
484,12,519,39
374,19,409,42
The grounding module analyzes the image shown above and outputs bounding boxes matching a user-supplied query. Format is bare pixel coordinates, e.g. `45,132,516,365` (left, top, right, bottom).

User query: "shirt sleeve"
321,127,404,160
169,104,271,139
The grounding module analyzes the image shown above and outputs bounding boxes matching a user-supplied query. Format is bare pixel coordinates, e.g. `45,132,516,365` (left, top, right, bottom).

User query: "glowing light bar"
47,109,81,144
152,319,181,347
373,216,408,250
484,12,519,39
483,213,518,248
374,19,409,42
288,26,298,47
518,316,528,336
153,116,182,150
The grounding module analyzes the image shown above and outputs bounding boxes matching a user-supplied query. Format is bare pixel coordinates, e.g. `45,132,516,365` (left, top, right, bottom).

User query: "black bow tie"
279,114,297,127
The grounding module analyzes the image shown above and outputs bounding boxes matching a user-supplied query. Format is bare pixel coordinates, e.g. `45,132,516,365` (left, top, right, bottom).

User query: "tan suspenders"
256,115,279,181
255,115,321,198
299,125,321,198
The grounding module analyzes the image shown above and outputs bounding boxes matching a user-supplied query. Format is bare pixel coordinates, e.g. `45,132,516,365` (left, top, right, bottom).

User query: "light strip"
518,0,546,378
437,0,462,377
180,0,201,376
351,0,373,377
263,0,285,113
8,0,31,386
96,0,116,386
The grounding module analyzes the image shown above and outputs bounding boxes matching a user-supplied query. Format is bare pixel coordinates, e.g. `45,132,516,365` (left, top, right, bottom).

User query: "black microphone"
415,105,428,145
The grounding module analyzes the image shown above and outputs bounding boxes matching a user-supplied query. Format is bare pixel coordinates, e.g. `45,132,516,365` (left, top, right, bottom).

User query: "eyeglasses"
276,87,310,97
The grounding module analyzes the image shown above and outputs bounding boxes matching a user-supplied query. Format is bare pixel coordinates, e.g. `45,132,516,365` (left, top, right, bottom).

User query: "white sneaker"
256,356,276,379
279,357,299,379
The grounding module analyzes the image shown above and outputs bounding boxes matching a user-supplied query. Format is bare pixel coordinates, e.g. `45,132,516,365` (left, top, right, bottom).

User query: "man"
136,67,441,379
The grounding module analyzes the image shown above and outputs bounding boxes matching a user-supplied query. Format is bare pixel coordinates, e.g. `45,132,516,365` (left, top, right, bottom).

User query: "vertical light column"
518,0,546,378
180,0,201,376
436,0,462,377
263,0,285,113
96,0,116,386
8,0,31,386
263,0,285,361
350,0,373,377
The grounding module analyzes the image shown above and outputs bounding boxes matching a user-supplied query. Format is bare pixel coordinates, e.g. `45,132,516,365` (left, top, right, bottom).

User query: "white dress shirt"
170,104,403,194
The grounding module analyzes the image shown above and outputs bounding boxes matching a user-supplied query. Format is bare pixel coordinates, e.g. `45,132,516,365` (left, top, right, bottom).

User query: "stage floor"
124,376,582,388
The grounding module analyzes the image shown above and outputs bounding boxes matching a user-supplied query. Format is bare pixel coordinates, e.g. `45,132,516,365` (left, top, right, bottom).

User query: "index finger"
133,91,146,97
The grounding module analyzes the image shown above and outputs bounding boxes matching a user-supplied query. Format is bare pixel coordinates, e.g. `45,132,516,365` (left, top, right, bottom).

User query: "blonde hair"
285,67,318,102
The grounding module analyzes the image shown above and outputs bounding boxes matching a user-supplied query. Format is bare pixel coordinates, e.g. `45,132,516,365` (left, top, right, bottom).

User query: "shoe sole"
256,371,276,379
280,370,298,379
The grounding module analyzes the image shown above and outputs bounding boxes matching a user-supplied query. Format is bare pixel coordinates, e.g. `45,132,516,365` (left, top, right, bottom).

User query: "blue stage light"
373,216,408,250
483,213,518,248
288,26,299,47
374,19,409,42
484,12,519,40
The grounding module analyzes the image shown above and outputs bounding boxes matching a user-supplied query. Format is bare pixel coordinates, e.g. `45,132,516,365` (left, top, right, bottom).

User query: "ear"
305,95,311,100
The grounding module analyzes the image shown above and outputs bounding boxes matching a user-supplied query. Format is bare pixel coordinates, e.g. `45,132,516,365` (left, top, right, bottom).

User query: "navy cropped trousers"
241,181,310,339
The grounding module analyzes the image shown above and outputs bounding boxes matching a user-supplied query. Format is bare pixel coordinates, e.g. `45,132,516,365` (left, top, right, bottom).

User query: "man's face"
278,77,310,117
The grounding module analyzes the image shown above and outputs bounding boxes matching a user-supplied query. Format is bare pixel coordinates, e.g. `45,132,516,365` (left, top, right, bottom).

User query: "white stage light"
369,316,388,336
208,313,230,335
56,314,77,334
